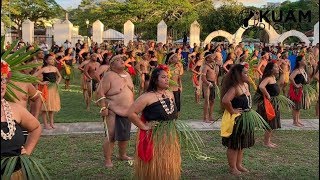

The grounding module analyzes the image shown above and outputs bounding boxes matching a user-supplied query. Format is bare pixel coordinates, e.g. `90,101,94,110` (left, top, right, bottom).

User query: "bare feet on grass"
237,165,249,172
118,155,133,161
229,168,241,175
104,160,113,168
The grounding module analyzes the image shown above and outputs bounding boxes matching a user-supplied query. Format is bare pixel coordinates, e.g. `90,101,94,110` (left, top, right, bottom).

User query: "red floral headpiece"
157,64,169,72
1,60,11,78
240,62,249,69
270,59,277,64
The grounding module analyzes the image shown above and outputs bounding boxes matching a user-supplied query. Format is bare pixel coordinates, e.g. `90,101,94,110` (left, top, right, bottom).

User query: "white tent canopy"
103,28,138,41
103,29,124,40
174,37,190,44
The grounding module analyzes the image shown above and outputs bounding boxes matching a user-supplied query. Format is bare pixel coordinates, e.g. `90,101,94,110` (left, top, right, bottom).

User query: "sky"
56,0,299,9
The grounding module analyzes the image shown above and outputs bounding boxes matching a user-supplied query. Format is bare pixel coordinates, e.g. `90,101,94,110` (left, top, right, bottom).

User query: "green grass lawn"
54,69,318,123
33,130,319,179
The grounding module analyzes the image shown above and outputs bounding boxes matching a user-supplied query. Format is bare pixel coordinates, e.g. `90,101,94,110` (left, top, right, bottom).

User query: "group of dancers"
1,39,319,179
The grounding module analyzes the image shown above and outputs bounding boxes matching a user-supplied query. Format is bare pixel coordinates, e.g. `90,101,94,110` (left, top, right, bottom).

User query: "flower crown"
240,62,249,69
157,64,169,72
1,60,11,78
270,59,277,64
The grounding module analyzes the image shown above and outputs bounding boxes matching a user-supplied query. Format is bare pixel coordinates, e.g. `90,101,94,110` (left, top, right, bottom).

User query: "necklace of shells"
155,92,175,115
1,99,16,140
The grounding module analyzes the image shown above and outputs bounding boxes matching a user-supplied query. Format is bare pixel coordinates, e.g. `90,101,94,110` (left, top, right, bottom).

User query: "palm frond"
215,84,220,99
235,110,271,135
271,95,295,110
1,36,5,53
1,155,51,180
10,62,43,71
303,84,318,102
1,40,18,60
1,36,41,101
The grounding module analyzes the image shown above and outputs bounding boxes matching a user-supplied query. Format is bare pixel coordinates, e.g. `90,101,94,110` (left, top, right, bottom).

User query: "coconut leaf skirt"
222,116,255,150
1,155,50,180
256,102,281,130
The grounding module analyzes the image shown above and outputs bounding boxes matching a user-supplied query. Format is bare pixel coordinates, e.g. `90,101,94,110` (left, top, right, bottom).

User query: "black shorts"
114,114,131,141
173,90,181,112
91,79,99,92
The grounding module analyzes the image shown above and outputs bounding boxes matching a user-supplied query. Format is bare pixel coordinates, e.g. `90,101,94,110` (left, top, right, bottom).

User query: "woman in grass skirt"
288,55,308,127
255,61,281,148
221,63,269,175
128,65,180,179
33,54,61,130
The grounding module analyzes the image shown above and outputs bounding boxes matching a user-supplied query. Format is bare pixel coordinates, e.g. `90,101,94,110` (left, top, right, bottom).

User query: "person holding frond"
1,60,47,179
220,63,270,175
33,54,61,130
128,65,206,180
255,61,293,148
166,52,184,115
288,55,311,127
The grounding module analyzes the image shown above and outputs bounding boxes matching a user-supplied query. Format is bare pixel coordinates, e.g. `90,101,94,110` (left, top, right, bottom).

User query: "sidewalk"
42,119,319,136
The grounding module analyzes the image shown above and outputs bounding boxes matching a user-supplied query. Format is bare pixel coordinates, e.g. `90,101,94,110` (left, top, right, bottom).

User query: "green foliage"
1,155,51,180
235,110,271,135
1,0,64,35
1,36,42,101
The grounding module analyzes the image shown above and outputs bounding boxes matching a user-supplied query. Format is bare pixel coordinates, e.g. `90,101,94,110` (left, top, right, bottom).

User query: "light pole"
85,19,89,37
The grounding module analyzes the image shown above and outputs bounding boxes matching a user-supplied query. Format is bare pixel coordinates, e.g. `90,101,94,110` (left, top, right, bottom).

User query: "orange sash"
264,96,275,121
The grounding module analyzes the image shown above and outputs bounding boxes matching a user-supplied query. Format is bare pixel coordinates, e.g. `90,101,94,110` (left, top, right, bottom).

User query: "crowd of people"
1,36,319,178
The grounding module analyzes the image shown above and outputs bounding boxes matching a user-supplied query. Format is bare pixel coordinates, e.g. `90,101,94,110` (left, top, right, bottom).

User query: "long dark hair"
165,52,175,65
146,67,166,92
294,55,304,70
220,64,246,108
43,53,54,67
261,61,276,82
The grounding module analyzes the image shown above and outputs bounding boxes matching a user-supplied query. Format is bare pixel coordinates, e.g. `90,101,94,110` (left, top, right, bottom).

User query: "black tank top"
143,99,178,121
265,83,280,97
294,73,307,84
43,72,56,83
231,94,250,110
1,121,24,156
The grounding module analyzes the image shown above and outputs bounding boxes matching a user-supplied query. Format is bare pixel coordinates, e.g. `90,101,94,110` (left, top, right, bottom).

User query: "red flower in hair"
271,60,277,64
157,64,169,72
1,60,11,78
241,62,249,69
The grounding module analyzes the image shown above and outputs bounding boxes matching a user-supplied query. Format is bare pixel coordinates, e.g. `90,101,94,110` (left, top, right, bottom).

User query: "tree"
1,0,64,37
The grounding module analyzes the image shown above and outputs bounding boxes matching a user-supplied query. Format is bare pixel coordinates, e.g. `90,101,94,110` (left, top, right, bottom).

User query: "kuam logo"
240,8,312,32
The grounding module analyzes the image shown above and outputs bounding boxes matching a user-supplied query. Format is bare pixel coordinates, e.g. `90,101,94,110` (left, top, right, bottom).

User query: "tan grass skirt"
41,85,60,112
10,169,24,180
134,129,181,180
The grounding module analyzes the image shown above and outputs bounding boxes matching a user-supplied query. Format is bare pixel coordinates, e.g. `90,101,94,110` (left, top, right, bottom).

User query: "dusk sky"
56,0,299,9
